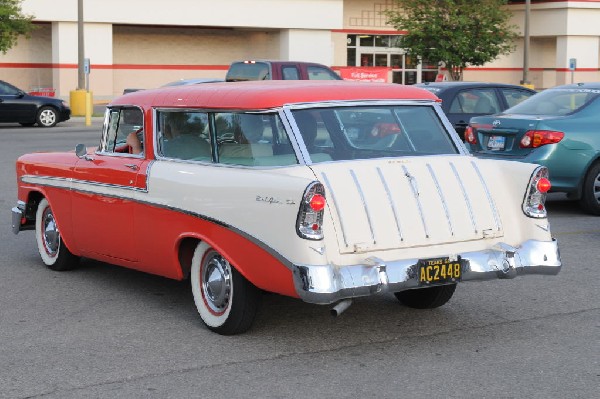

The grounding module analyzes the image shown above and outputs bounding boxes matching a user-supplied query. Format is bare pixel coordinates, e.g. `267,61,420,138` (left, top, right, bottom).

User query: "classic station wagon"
12,81,561,335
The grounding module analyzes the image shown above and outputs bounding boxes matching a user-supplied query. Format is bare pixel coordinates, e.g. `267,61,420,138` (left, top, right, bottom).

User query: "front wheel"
35,198,80,271
579,163,600,215
36,106,58,127
191,243,261,335
394,284,457,309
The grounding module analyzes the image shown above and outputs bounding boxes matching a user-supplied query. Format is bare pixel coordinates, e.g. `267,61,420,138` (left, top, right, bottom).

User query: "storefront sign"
339,67,388,83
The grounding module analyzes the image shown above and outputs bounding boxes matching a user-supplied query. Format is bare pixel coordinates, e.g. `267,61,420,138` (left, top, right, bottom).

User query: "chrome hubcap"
42,207,59,256
39,110,56,126
202,254,231,314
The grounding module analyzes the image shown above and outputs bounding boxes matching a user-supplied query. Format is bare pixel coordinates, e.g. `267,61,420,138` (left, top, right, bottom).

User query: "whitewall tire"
35,198,79,271
190,242,261,335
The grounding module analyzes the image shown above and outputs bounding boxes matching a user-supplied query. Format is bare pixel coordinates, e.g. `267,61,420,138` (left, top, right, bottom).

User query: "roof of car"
415,81,535,91
549,82,600,90
112,80,438,110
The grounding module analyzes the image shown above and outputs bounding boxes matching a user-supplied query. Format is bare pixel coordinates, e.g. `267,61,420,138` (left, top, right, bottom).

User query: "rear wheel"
35,198,80,271
579,163,600,215
394,284,457,309
190,243,261,335
36,106,58,127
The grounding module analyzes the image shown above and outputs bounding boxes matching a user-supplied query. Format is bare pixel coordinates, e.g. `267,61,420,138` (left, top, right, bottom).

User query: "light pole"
77,0,85,90
521,0,531,86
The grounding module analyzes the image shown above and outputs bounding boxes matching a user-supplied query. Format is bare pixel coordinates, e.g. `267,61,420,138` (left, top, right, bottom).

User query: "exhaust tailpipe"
330,299,353,317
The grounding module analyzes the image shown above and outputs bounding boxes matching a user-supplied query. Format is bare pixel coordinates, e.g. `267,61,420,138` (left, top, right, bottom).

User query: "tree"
0,0,35,55
384,0,518,81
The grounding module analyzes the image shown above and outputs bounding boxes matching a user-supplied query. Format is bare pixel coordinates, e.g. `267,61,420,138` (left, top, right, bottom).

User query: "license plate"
487,135,505,150
417,256,462,285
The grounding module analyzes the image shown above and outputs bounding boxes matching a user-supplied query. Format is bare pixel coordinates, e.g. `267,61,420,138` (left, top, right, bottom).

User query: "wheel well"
25,191,44,221
577,157,600,197
178,237,200,279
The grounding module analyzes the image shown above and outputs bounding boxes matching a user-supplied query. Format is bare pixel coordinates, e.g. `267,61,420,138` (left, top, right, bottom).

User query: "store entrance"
347,34,437,84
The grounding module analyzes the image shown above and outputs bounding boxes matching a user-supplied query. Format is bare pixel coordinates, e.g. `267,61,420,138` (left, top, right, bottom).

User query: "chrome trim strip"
427,163,454,236
450,162,478,234
350,169,376,244
21,175,148,194
376,167,403,242
402,165,429,238
320,172,348,249
292,239,561,304
471,160,502,231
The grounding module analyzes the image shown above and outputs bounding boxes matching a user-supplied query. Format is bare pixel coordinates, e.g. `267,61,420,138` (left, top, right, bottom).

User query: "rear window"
226,62,270,81
507,88,600,115
291,105,457,163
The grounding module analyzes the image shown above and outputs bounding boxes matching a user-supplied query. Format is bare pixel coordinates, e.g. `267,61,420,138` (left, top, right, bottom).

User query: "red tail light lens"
465,126,477,144
537,177,551,193
309,194,326,211
520,130,564,148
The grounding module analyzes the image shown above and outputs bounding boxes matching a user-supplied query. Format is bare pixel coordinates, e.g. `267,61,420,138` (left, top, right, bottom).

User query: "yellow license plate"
418,257,462,285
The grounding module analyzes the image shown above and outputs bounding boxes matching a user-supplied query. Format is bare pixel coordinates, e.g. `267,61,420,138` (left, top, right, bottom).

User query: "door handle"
124,164,139,170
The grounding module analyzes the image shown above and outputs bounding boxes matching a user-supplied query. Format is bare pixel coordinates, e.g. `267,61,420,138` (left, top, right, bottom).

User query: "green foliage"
0,0,35,54
384,0,518,80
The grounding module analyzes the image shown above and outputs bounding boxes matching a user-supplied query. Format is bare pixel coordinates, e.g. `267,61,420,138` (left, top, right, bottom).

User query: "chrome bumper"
11,201,26,235
292,239,561,304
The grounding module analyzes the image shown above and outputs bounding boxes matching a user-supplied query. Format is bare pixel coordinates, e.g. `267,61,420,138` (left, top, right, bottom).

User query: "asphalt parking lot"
0,120,598,398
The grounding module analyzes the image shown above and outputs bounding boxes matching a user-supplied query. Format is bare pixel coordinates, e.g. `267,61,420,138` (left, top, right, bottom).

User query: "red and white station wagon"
12,81,561,335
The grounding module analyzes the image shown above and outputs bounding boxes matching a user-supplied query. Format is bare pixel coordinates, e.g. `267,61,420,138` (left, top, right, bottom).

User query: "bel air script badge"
256,195,296,205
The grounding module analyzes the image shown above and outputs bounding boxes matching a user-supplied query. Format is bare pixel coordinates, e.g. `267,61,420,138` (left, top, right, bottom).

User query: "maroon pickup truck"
226,60,341,81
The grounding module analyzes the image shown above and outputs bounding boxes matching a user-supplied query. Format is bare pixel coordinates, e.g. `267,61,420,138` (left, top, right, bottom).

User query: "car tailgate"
470,115,543,156
309,156,503,254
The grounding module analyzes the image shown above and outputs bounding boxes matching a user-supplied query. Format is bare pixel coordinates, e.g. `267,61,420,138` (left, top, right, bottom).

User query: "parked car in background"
225,60,342,81
0,80,71,127
466,82,600,215
123,78,224,94
415,82,536,140
12,81,561,335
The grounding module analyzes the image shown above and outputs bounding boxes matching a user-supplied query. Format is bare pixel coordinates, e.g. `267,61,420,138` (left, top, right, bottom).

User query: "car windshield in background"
292,105,458,163
227,62,270,81
507,88,600,115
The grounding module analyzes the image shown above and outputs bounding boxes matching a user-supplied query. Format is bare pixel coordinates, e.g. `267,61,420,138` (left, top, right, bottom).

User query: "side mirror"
75,144,93,160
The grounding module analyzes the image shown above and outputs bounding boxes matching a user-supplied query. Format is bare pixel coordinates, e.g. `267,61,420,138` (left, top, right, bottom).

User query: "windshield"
507,88,600,115
291,105,457,163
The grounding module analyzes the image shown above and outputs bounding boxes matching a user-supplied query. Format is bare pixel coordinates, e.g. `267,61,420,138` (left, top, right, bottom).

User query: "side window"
215,112,297,167
282,66,300,80
307,66,341,80
102,107,144,156
501,89,535,108
0,81,19,95
157,110,212,161
449,89,501,114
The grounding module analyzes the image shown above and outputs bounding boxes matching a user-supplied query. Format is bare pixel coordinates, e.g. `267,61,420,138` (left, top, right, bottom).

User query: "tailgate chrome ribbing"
376,167,403,242
427,163,455,236
321,172,349,248
450,162,478,234
350,169,376,244
471,161,502,232
402,165,429,238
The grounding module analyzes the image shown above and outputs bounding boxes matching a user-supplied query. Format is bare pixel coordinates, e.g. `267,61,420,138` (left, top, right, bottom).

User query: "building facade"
2,0,600,101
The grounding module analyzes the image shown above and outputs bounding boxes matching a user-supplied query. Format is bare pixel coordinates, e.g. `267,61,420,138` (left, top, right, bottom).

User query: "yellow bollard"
85,91,92,126
70,89,87,116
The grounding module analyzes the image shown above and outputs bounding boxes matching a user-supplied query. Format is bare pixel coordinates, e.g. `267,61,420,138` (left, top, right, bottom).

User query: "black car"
415,82,537,140
0,80,71,127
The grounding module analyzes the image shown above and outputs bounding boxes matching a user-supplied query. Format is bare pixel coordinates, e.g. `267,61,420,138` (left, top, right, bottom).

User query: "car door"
0,81,36,123
70,107,147,261
446,88,503,140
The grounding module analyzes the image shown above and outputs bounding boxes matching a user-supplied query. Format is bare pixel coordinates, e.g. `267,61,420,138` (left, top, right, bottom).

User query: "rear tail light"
523,166,551,218
296,182,326,240
520,130,564,148
465,126,477,144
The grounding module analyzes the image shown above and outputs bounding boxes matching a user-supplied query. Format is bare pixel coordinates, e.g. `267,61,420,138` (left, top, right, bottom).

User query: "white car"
12,81,561,335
